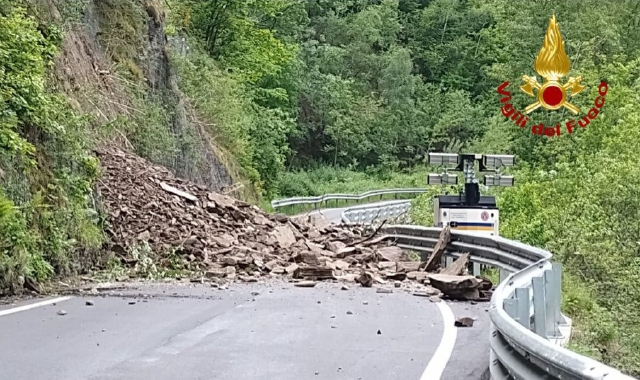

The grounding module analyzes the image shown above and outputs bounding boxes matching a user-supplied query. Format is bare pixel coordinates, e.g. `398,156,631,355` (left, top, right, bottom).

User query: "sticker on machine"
481,211,489,221
450,211,467,221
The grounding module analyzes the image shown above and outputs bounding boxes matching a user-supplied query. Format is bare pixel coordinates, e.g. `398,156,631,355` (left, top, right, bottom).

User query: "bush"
0,5,102,293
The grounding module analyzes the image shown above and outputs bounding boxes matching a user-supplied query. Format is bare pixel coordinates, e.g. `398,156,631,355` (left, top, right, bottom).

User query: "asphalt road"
1,201,492,380
0,281,491,380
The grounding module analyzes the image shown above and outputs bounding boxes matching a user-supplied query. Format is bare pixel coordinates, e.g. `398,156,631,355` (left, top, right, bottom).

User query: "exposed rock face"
49,0,235,196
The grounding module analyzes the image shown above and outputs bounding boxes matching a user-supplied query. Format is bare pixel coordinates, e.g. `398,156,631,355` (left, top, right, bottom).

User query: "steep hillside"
42,0,238,194
0,0,261,294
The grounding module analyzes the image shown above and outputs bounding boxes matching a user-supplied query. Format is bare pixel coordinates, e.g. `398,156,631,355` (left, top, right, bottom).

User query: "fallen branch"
351,219,388,246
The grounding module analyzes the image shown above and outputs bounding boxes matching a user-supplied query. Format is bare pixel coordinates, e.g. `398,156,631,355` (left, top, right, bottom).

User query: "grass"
270,165,433,214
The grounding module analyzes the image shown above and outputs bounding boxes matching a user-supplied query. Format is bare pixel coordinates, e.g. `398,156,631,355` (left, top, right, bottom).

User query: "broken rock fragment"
406,271,429,282
357,272,374,287
455,317,475,327
428,274,483,301
294,281,317,288
205,268,226,278
285,263,299,275
272,225,296,249
377,246,409,262
294,266,334,280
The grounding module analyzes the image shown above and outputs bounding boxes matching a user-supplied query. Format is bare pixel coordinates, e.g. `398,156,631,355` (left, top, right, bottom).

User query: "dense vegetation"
3,0,640,374
0,1,102,292
166,0,640,372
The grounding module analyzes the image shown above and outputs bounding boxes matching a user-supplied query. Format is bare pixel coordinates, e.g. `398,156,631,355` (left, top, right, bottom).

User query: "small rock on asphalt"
57,310,67,316
455,317,475,327
295,281,317,288
346,311,353,315
363,301,368,305
251,291,260,296
377,329,382,335
128,301,136,305
331,325,337,329
341,285,349,291
85,300,94,306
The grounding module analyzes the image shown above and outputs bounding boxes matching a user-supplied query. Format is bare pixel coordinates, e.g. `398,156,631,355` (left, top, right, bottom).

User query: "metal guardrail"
340,200,411,224
271,188,427,209
280,190,634,379
341,200,634,380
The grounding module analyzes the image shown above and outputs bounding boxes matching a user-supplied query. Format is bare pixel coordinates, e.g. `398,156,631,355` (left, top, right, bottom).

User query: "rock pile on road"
95,147,492,300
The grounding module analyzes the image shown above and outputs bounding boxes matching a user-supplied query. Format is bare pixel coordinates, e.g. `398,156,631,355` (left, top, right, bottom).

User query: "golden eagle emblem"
520,15,585,114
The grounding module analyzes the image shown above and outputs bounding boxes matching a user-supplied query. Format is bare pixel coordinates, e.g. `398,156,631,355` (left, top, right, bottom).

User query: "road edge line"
420,301,458,380
0,296,73,317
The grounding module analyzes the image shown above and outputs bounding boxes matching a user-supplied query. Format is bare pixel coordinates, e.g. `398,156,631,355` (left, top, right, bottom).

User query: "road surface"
1,201,492,380
0,281,490,380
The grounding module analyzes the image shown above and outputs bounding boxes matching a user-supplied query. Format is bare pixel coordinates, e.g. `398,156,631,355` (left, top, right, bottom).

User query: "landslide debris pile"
96,147,492,300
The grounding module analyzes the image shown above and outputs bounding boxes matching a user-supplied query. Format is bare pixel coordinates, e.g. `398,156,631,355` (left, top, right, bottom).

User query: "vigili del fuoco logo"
496,15,608,137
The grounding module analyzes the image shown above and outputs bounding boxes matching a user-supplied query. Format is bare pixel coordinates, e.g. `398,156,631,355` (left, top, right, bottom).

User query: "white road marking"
0,296,73,317
421,301,458,380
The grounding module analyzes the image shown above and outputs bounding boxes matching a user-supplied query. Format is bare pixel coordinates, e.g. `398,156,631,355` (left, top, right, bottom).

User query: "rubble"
95,147,494,299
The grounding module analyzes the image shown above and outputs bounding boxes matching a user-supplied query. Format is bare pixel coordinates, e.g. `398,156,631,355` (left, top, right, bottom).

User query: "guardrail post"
473,263,481,276
499,269,510,284
504,298,517,320
446,257,454,267
544,268,560,337
552,262,563,324
532,276,547,338
515,288,531,329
